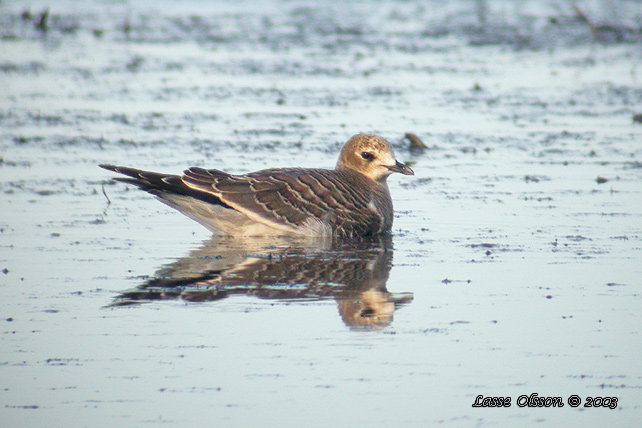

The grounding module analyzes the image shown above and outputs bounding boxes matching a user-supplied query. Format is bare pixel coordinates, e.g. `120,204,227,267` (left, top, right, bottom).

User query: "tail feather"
99,164,229,208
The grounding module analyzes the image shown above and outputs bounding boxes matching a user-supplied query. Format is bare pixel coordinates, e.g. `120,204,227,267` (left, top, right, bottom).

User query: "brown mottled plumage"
99,134,414,237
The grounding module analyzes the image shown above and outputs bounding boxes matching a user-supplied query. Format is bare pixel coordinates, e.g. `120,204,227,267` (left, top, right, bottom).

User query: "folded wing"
183,167,383,236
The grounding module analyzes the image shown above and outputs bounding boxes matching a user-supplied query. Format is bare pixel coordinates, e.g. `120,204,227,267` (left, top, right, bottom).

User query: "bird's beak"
386,160,414,175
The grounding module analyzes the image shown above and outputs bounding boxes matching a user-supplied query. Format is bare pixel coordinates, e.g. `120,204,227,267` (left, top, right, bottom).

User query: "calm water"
1,0,641,426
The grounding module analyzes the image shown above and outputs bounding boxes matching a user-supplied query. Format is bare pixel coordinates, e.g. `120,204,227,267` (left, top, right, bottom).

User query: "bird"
100,133,414,237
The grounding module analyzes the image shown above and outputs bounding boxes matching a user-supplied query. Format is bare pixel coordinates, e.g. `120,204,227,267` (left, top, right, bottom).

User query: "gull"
100,133,414,237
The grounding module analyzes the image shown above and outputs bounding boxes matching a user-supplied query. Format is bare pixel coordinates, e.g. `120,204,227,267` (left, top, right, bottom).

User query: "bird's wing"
182,167,381,235
99,164,229,206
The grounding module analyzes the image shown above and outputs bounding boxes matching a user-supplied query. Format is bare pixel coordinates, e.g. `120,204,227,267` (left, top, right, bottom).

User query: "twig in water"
573,4,599,41
102,184,111,205
35,8,49,32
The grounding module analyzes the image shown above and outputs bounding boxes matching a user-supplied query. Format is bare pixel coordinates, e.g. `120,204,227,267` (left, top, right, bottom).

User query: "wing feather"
181,167,385,236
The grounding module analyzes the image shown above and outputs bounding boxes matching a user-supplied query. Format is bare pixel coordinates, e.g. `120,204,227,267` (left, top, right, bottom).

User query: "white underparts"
158,193,334,237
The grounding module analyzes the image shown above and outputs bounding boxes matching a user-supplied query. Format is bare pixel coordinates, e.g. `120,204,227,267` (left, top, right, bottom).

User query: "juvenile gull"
100,134,414,237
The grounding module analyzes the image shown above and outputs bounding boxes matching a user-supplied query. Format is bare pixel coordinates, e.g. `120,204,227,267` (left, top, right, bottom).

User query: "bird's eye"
361,152,374,161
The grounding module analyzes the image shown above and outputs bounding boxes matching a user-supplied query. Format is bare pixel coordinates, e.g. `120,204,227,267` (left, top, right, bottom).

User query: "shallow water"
1,0,642,426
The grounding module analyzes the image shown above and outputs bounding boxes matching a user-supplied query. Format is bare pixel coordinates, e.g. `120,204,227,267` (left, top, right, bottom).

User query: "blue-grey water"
1,0,641,426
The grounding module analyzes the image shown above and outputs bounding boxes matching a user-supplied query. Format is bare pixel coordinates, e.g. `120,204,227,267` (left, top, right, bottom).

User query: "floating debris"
404,132,428,149
21,9,32,21
123,17,131,36
35,8,49,32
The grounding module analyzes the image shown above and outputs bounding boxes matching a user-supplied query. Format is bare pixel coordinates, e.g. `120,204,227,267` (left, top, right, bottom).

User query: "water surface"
1,0,641,426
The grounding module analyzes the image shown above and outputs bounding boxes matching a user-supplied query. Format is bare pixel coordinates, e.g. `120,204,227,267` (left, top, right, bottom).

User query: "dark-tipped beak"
387,160,414,175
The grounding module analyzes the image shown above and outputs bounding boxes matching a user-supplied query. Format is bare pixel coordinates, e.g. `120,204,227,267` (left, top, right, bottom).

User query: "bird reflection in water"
110,235,413,328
